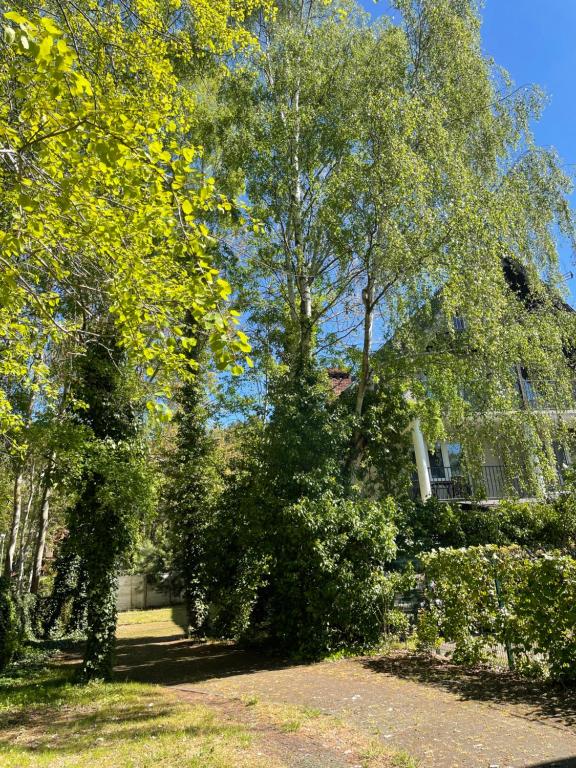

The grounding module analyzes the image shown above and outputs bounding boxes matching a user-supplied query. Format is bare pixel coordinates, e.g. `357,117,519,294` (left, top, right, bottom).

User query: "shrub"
396,491,576,563
260,493,399,657
383,608,411,640
204,369,410,657
419,546,576,682
11,592,40,642
415,608,440,652
0,577,19,671
211,489,403,657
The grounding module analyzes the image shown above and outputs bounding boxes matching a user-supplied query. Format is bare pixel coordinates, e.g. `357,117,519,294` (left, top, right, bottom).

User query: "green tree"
194,0,576,656
1,0,270,674
0,0,269,436
66,329,155,680
339,0,575,478
164,353,223,637
232,0,575,486
0,576,19,670
222,1,370,372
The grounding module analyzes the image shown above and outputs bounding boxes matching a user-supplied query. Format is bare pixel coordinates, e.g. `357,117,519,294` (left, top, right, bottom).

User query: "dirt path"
115,619,576,768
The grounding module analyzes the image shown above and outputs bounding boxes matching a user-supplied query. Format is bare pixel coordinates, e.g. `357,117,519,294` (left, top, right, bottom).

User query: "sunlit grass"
391,750,421,768
117,604,187,627
0,665,276,768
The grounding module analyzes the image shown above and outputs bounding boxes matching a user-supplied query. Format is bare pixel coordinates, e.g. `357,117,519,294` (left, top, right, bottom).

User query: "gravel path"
115,620,576,768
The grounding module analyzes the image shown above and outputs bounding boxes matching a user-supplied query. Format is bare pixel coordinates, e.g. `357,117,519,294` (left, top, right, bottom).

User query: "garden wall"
116,574,180,612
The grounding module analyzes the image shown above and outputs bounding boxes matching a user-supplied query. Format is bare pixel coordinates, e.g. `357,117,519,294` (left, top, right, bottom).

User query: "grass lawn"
0,608,418,768
117,605,187,628
0,605,267,768
0,663,277,768
0,661,416,768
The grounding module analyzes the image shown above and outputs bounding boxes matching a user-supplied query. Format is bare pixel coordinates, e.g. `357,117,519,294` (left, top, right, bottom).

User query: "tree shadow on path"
362,652,576,731
523,761,576,768
114,631,305,687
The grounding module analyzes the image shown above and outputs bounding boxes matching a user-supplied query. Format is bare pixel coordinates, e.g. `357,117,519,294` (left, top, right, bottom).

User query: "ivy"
198,368,409,657
62,333,156,681
42,548,86,639
164,360,222,636
0,576,19,671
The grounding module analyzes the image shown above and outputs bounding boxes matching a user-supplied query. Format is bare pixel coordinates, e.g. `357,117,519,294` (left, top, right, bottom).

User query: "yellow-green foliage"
0,0,271,433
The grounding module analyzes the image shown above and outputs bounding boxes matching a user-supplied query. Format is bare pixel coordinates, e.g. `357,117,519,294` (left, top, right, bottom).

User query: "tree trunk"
16,467,39,592
355,277,375,419
287,83,313,371
30,457,54,594
4,467,23,579
348,276,375,483
298,276,313,368
80,561,118,681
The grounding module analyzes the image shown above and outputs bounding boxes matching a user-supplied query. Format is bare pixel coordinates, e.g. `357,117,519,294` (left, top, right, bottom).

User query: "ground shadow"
114,632,306,686
0,695,244,758
362,652,576,730
524,761,576,768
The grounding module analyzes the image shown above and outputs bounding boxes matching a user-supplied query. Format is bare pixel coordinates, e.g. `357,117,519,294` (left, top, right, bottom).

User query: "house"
408,376,575,504
331,258,576,504
409,260,576,503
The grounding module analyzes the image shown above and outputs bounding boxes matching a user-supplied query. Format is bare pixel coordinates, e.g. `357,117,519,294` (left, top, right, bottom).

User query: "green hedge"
396,492,576,562
419,546,576,682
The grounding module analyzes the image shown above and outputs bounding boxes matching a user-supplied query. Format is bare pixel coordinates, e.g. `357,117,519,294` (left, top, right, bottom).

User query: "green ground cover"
0,663,271,768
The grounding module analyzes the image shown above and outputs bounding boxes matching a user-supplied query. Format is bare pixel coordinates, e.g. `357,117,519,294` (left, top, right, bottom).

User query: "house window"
453,316,466,332
518,365,538,407
428,444,446,480
446,443,463,475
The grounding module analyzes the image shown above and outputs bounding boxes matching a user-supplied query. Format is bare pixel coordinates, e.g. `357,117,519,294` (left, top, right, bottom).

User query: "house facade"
409,367,576,504
328,257,576,505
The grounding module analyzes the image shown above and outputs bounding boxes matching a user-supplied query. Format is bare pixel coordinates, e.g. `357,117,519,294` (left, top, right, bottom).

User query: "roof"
327,369,353,396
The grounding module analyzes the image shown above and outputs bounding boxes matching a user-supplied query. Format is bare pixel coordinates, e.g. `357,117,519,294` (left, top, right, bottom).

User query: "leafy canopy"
0,0,272,433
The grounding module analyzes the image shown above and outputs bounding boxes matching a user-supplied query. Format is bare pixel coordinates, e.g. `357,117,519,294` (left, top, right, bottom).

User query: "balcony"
427,465,523,502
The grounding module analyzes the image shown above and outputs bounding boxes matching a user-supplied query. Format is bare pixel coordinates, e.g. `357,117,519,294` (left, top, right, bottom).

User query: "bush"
12,592,42,642
419,546,576,682
415,608,440,652
396,492,576,563
0,577,19,671
259,493,400,657
383,608,411,640
204,369,411,657
210,489,403,657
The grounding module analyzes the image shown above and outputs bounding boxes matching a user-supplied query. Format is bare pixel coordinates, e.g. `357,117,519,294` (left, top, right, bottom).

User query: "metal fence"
427,465,523,501
394,576,540,674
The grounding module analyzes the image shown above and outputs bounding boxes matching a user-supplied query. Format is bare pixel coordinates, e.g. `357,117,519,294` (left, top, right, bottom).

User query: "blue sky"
358,0,576,301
